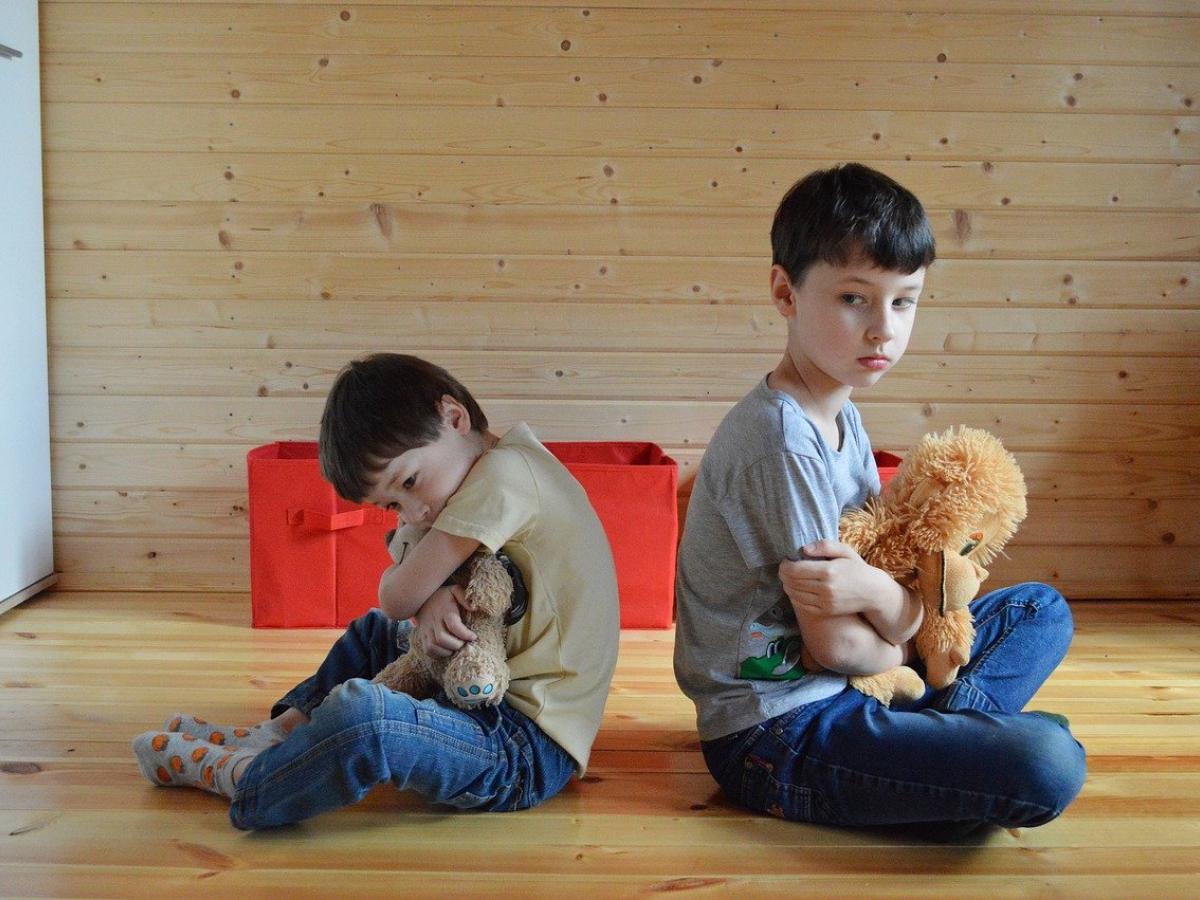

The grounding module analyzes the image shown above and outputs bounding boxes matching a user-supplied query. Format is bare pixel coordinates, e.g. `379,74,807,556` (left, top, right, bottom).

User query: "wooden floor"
1,591,1198,897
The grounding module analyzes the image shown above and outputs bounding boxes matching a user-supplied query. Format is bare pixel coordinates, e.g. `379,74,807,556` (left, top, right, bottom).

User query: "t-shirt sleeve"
716,451,843,571
432,449,538,553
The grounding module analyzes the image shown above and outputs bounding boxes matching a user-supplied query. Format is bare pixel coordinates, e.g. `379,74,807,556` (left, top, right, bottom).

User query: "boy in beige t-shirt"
435,419,619,768
132,353,619,829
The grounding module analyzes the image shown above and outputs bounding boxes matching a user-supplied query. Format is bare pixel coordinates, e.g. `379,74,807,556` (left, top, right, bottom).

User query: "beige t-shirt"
433,422,620,774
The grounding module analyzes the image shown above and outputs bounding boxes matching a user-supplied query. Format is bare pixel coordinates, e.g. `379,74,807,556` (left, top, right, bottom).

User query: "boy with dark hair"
674,163,1086,833
133,354,620,829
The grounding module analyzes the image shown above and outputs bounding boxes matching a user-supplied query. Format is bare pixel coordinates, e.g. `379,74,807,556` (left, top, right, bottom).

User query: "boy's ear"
769,265,797,318
439,395,472,434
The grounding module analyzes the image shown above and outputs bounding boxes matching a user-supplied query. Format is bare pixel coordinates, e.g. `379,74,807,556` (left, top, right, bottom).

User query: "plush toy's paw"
889,665,926,704
443,641,510,710
849,665,925,707
924,655,963,690
848,672,893,705
449,677,503,706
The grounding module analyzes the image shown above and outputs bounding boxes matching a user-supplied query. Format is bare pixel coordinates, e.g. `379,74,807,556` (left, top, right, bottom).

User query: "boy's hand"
778,539,891,618
413,585,478,659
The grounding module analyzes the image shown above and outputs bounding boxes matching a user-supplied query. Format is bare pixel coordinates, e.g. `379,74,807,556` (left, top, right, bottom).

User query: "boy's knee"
1026,582,1075,658
315,677,386,729
987,582,1073,665
1028,582,1072,621
1011,581,1071,620
1004,716,1087,825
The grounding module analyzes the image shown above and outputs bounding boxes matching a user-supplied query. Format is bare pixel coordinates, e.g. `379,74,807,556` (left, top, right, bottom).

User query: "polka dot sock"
132,731,258,799
161,713,286,750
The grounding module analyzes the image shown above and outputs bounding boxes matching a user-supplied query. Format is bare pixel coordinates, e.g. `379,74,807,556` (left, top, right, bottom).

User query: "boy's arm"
779,538,923,643
718,445,917,672
377,527,480,621
793,608,908,676
860,579,924,646
779,539,924,674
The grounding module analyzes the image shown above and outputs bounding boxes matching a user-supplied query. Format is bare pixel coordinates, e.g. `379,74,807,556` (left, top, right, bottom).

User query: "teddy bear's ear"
917,551,950,617
959,531,984,557
386,523,429,565
918,550,985,617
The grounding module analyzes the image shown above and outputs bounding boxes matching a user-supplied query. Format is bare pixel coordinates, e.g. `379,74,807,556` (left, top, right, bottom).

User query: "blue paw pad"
455,683,495,703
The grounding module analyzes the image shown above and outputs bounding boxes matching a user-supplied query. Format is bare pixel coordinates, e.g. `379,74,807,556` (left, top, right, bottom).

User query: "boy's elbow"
804,628,878,676
378,593,407,621
376,583,399,619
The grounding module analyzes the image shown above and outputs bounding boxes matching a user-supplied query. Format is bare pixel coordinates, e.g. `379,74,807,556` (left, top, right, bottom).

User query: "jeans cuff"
270,690,324,720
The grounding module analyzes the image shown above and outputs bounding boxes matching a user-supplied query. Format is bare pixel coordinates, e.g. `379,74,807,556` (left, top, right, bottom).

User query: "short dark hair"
771,163,935,285
318,353,488,502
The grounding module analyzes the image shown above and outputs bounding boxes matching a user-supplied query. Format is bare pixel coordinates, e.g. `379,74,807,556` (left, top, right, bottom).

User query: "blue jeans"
702,583,1087,831
229,610,575,830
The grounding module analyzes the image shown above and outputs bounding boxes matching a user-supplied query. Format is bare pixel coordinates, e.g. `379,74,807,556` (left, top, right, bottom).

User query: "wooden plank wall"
39,1,1199,599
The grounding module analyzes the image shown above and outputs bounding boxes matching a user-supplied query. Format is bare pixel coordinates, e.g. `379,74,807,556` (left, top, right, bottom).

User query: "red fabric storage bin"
247,442,396,628
875,450,902,489
248,439,680,630
546,442,678,629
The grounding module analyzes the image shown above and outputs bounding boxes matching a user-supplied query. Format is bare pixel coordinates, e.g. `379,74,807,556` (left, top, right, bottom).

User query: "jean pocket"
737,752,822,823
702,724,764,785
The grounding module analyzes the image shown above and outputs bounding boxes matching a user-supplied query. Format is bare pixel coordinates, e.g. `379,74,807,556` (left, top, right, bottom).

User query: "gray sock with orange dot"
132,731,257,799
162,713,285,750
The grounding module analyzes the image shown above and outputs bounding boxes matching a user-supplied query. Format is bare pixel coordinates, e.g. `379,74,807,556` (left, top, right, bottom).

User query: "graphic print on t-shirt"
737,599,810,681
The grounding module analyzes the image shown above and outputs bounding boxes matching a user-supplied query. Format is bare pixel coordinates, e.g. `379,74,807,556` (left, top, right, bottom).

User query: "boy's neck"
460,429,500,481
768,356,851,433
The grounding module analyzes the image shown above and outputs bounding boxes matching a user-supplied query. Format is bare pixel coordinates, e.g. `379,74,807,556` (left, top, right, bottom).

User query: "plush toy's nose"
971,560,989,583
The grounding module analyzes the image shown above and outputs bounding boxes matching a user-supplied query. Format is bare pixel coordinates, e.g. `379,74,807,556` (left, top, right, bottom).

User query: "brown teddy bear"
371,524,520,708
835,426,1028,706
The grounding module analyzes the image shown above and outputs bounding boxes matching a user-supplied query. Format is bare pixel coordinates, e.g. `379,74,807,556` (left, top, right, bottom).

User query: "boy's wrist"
861,574,922,645
862,561,899,616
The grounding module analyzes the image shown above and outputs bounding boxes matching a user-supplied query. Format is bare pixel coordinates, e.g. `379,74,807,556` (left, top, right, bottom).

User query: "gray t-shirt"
673,377,881,741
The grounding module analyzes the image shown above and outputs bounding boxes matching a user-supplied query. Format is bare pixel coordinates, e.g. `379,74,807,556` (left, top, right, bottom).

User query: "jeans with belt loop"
229,610,575,830
702,583,1087,831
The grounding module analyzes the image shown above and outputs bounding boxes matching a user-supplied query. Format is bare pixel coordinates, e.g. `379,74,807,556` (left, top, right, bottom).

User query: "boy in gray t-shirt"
674,378,878,740
673,164,1085,834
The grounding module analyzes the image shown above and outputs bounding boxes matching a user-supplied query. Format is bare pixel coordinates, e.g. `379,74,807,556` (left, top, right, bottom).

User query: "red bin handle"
287,508,365,531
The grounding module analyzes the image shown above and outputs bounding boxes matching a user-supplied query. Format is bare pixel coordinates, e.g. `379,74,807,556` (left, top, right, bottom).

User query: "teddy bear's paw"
848,672,897,706
449,678,503,707
848,665,925,707
924,656,963,691
889,665,927,704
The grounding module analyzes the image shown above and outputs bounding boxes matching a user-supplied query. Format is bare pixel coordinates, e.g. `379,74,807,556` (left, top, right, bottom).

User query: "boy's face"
772,258,925,391
362,398,480,528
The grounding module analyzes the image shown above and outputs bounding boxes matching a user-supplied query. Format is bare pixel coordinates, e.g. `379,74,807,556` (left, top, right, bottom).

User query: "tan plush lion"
838,427,1028,706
